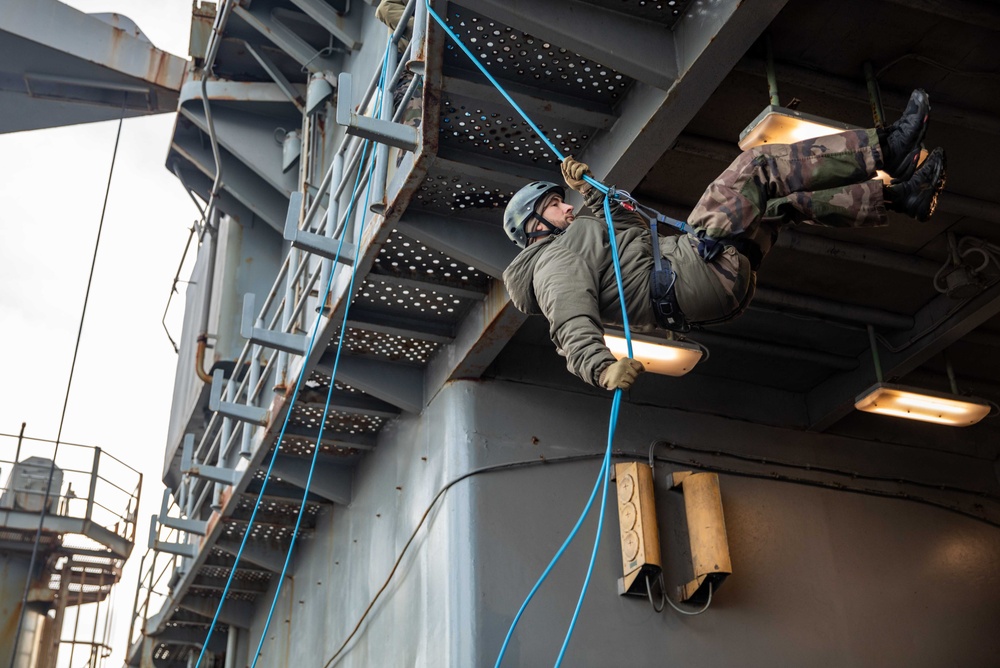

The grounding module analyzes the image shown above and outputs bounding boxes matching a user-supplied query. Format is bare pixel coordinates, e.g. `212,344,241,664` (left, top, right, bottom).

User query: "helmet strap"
525,212,564,240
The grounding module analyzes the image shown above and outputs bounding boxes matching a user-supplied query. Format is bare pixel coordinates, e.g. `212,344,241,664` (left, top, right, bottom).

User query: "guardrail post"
86,447,100,521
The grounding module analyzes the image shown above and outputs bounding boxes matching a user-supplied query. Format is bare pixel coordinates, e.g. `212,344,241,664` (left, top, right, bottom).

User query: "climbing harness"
647,212,691,333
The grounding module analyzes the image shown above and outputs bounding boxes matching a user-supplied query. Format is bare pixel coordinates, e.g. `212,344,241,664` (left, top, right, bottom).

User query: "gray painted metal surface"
136,0,1000,664
0,0,185,132
221,380,1000,667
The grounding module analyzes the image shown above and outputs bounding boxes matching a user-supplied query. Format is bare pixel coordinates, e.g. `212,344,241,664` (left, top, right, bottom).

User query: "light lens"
854,383,991,427
603,334,704,377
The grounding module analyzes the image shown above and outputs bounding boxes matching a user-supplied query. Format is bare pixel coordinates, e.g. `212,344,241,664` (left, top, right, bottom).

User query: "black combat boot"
883,146,946,222
878,88,930,182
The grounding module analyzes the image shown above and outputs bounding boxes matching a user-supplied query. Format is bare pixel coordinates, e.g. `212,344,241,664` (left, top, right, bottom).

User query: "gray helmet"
503,181,566,249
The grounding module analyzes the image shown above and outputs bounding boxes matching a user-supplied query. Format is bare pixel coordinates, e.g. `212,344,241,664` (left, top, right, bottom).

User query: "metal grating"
440,93,593,167
375,232,491,292
274,434,363,457
578,0,696,26
220,519,302,543
443,7,633,104
198,565,273,583
355,277,475,320
289,404,387,435
341,327,441,365
412,171,516,219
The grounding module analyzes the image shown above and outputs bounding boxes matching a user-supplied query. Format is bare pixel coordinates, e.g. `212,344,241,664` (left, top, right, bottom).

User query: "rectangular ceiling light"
603,333,704,377
738,105,856,151
854,382,991,427
738,105,912,185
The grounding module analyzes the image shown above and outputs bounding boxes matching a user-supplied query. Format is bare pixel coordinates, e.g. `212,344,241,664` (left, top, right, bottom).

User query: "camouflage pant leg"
688,128,886,238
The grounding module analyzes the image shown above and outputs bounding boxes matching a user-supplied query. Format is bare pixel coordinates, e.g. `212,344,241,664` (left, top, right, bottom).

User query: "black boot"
878,88,930,182
884,146,946,222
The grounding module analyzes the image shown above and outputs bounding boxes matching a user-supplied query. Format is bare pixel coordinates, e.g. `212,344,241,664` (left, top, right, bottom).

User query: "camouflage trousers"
689,128,887,239
669,129,886,326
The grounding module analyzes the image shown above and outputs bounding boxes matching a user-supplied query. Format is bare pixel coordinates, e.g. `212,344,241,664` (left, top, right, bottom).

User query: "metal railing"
136,0,431,652
0,435,142,548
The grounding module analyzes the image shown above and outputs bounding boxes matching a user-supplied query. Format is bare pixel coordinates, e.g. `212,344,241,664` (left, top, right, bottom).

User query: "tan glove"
561,156,591,193
598,357,644,391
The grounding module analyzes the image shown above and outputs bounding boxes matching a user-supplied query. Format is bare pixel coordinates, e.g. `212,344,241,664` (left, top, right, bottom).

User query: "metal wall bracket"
336,72,419,151
241,293,310,355
148,514,199,558
209,369,269,426
283,191,357,263
181,434,241,487
156,487,208,535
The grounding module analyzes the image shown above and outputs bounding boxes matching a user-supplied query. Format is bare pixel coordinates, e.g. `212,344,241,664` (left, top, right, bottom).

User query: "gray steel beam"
179,101,299,198
434,147,558,186
280,424,378,450
441,74,617,130
171,135,289,232
346,307,455,343
687,331,859,371
806,279,1000,431
169,165,258,226
368,271,487,301
232,4,340,72
269,454,353,505
150,626,228,653
177,595,254,629
455,0,678,90
424,279,527,402
753,288,915,330
287,0,363,50
774,230,942,278
317,353,425,413
396,210,518,280
296,395,400,419
584,0,790,191
215,538,287,573
245,42,306,110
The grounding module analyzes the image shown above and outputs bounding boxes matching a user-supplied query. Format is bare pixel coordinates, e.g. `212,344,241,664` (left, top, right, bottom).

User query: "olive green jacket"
375,0,414,50
503,196,657,386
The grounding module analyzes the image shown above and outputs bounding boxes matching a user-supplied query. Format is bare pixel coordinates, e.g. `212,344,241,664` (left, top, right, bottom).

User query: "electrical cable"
663,580,712,616
7,98,127,668
651,440,1000,501
322,453,609,668
247,44,392,668
321,437,1000,668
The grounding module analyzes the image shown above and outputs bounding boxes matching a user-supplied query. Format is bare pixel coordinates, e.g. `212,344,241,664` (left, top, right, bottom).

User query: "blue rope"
554,391,618,667
424,3,640,664
195,45,391,668
247,45,392,668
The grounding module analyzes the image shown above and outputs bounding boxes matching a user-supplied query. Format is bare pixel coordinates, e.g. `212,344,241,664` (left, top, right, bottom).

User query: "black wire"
651,440,1000,501
321,454,604,668
8,99,127,668
322,445,999,667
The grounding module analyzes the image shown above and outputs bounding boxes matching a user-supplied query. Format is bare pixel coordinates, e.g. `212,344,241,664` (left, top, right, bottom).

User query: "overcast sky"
0,1,199,663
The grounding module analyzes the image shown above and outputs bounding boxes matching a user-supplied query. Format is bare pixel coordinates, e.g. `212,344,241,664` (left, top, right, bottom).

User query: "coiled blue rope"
424,3,637,665
195,45,392,668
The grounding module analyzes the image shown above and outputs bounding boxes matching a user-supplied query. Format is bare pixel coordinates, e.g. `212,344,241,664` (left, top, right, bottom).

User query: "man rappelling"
501,89,946,391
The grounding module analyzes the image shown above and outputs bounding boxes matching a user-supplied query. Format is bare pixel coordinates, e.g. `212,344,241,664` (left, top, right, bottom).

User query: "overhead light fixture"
738,105,923,185
603,332,704,377
738,105,855,151
854,383,990,427
305,71,335,116
857,326,991,427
